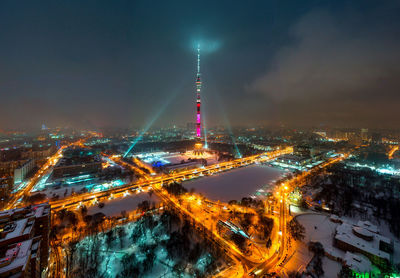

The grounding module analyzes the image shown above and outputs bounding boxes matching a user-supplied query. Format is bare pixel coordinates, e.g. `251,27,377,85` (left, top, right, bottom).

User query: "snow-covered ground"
73,214,222,277
297,214,339,249
295,214,343,278
321,256,342,278
281,241,314,275
88,193,159,217
293,212,400,277
32,177,128,200
184,165,285,202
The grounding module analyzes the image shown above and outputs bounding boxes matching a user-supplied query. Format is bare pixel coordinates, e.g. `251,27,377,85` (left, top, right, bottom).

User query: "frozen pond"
184,165,285,202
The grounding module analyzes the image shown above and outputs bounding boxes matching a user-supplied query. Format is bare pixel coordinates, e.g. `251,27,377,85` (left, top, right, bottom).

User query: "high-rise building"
0,204,50,277
14,159,35,185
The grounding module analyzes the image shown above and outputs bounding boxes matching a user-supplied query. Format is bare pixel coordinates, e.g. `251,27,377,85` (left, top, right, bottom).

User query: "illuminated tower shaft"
196,46,201,138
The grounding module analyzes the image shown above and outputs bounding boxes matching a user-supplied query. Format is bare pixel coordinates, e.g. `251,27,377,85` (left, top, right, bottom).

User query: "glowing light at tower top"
196,45,202,138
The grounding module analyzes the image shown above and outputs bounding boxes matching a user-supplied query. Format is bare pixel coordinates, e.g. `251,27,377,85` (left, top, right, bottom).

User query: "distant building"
294,145,311,157
275,154,311,168
314,131,327,138
52,147,102,179
0,184,8,198
371,133,382,145
348,133,362,146
163,161,203,174
22,146,56,161
334,221,393,268
0,160,23,177
14,159,35,185
361,128,369,141
0,179,12,206
0,204,50,277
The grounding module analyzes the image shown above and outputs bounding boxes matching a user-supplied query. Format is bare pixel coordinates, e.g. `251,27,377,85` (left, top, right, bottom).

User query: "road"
154,186,249,276
247,153,349,277
4,139,88,210
116,149,293,277
40,147,293,278
9,144,330,278
388,145,399,159
21,144,344,278
5,146,66,210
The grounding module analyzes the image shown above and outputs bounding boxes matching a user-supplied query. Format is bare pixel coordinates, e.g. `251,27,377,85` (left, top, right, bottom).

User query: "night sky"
1,0,400,130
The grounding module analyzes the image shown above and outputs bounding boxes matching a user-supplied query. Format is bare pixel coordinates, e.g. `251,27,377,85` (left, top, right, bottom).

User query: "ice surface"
184,165,285,202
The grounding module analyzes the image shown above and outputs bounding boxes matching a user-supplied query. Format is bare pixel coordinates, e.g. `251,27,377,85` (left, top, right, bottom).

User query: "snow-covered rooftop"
0,219,32,242
335,222,391,261
0,203,49,221
344,252,372,273
357,220,378,234
0,239,32,276
353,226,374,239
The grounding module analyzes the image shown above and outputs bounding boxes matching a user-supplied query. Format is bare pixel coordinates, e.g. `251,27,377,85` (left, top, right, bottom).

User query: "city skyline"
1,2,400,277
1,1,400,130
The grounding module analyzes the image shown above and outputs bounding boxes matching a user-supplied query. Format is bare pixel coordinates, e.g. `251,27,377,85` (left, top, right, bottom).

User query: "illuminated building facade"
52,147,102,179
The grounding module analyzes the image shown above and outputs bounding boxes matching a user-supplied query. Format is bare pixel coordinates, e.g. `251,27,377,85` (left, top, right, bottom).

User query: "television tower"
195,45,202,139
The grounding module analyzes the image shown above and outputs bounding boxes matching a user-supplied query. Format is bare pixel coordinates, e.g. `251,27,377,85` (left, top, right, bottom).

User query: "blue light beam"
123,90,180,158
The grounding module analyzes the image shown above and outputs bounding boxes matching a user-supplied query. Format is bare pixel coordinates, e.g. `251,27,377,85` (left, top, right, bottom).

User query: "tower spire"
197,44,200,75
195,45,202,138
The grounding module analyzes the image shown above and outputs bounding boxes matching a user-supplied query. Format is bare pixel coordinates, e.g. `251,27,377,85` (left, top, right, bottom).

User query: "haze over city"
1,0,400,130
1,1,400,278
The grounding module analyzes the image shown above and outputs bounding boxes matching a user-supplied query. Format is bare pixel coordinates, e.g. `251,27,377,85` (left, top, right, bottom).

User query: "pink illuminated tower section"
195,46,202,138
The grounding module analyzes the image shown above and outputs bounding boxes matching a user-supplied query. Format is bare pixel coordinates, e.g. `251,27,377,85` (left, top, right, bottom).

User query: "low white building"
334,222,393,268
13,159,35,185
343,252,372,274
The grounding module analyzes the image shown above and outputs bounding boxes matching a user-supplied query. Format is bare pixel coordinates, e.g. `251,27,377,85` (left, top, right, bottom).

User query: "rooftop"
55,155,101,167
344,252,372,273
357,220,379,234
335,222,391,261
0,219,33,242
0,239,32,276
0,204,50,222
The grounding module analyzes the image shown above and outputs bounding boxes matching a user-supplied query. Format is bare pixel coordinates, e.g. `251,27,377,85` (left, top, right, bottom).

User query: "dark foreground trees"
287,218,305,241
307,241,325,278
163,181,188,196
70,209,223,278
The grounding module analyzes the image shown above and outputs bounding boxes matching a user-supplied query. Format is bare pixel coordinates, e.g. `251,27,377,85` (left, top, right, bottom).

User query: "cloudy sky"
1,0,399,130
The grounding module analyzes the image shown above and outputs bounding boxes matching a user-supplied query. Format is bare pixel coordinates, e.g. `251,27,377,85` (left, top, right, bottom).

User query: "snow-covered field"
88,193,159,217
295,214,343,277
184,165,285,202
32,177,128,199
297,214,340,250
